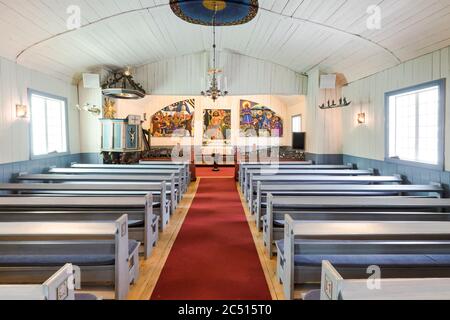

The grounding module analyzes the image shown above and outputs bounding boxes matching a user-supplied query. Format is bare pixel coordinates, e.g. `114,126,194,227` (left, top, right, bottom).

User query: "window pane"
417,87,439,164
46,99,66,153
387,82,442,166
292,116,302,133
30,92,67,157
31,95,47,156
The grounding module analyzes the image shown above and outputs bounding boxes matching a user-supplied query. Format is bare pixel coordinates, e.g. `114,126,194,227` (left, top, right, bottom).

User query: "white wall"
78,83,102,154
116,95,305,148
135,51,308,96
305,69,343,155
342,46,450,171
0,57,80,164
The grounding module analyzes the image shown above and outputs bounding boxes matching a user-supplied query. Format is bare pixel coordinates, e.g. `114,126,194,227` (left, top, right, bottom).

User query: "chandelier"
201,5,228,101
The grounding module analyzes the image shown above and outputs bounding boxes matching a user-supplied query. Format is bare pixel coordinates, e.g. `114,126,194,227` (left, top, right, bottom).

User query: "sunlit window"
386,80,444,167
292,115,302,133
29,91,68,158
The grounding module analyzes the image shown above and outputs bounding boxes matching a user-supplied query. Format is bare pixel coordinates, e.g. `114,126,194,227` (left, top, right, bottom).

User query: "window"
29,90,68,158
292,115,302,133
386,79,445,168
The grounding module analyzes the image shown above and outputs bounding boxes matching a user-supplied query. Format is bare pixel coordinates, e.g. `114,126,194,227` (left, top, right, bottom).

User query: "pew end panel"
115,214,131,300
145,193,158,259
320,261,343,301
0,264,78,300
282,215,295,300
44,263,77,300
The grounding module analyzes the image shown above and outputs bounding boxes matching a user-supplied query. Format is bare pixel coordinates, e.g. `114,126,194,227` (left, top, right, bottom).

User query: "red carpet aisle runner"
195,167,236,178
151,178,272,300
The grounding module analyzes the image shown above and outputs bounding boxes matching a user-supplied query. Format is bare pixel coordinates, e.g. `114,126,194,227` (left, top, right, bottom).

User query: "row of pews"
0,160,190,300
239,161,450,300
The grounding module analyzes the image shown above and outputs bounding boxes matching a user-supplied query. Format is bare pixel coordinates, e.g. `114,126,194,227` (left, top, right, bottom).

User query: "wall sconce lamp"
357,112,366,124
16,104,28,118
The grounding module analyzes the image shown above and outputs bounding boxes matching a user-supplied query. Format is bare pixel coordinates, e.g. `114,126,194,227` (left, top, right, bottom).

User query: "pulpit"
100,115,143,163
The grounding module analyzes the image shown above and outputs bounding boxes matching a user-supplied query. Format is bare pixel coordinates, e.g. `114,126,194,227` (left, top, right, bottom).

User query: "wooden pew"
320,261,450,300
15,173,178,211
0,182,171,231
0,264,81,300
238,161,313,187
241,163,355,191
71,163,190,191
246,173,401,212
266,195,450,257
245,170,377,207
0,196,157,259
0,216,136,300
139,160,192,182
256,183,443,229
280,217,450,300
47,167,187,195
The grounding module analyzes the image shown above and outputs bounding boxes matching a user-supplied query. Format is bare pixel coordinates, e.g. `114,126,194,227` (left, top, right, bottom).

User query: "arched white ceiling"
1,0,450,84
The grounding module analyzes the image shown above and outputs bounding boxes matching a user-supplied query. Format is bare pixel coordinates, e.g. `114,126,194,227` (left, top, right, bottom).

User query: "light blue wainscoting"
0,153,102,183
343,155,450,197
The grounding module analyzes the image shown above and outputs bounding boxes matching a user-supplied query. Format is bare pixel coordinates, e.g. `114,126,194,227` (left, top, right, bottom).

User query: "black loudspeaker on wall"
292,132,306,150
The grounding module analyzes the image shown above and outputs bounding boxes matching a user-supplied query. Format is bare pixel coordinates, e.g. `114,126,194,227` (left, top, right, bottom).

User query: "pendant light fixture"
201,4,228,102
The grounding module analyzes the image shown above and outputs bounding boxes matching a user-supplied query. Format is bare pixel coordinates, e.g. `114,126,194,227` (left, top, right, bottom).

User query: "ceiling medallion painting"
170,0,259,26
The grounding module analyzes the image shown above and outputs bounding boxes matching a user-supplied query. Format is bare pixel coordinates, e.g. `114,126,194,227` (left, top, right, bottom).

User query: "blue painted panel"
171,0,258,26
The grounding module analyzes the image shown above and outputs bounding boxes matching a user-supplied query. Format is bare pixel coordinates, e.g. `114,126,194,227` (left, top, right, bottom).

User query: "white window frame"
292,114,302,133
385,79,445,170
28,89,70,160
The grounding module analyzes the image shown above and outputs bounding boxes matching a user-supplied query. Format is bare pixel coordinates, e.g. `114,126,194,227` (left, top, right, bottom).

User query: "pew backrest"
283,216,450,299
320,261,450,300
0,215,129,299
0,264,79,300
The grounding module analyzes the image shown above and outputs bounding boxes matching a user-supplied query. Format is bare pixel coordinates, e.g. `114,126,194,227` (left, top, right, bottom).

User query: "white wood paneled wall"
134,51,308,96
342,45,450,171
305,68,343,155
0,56,80,165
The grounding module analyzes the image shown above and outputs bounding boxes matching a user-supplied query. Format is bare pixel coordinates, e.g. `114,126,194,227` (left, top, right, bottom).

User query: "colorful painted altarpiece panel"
239,100,283,137
203,109,232,145
150,99,195,137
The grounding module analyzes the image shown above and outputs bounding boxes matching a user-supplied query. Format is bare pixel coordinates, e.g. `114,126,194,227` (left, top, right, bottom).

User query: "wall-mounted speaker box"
293,132,306,150
320,74,336,89
82,73,100,89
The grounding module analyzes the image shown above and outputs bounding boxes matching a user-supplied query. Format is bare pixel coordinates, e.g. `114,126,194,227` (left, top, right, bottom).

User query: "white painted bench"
246,174,402,213
0,182,171,231
71,163,190,192
256,183,444,229
0,196,157,259
0,216,137,300
15,173,178,211
238,161,313,187
0,264,82,300
48,167,187,195
266,196,450,257
279,217,450,300
241,163,355,191
320,261,450,300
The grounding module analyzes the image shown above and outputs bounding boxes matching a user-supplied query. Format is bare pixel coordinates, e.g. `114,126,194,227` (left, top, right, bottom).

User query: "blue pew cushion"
128,220,145,228
303,290,321,300
128,240,139,254
152,202,161,208
0,240,139,267
275,241,450,268
75,293,98,300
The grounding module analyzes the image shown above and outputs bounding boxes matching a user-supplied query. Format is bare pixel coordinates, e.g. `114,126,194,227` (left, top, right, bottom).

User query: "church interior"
0,0,450,303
